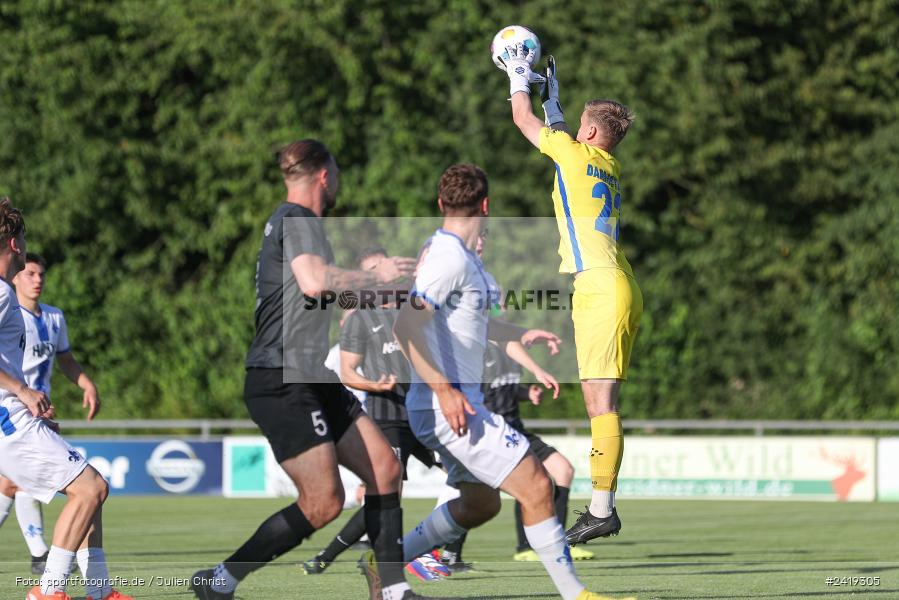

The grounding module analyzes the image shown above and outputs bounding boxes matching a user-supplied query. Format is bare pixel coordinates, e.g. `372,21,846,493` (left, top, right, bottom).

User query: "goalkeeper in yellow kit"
501,42,643,547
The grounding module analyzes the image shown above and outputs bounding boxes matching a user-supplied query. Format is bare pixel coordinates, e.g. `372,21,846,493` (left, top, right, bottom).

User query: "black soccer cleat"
31,551,48,575
565,507,621,546
443,561,475,574
190,569,234,600
301,552,331,574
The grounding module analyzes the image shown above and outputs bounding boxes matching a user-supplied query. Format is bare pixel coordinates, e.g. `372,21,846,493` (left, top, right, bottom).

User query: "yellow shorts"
572,268,643,380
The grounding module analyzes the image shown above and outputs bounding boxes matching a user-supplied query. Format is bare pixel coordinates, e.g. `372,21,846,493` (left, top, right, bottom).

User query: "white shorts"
0,399,88,503
409,399,529,489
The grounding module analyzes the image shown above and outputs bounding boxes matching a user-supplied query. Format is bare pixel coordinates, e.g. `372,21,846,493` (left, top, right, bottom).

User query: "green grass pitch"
1,497,896,599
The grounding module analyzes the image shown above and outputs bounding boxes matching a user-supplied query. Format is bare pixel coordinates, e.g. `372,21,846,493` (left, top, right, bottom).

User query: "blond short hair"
583,99,635,148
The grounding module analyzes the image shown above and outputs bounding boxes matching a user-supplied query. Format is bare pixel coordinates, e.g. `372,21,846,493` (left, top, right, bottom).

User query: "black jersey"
482,341,530,420
245,203,335,380
340,306,410,422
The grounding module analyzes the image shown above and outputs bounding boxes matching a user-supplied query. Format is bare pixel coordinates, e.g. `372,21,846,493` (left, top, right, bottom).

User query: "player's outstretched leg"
402,484,495,564
191,443,338,600
190,501,321,598
302,506,367,574
401,491,490,582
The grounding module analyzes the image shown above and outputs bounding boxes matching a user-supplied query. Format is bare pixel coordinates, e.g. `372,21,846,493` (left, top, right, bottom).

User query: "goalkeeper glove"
501,42,546,97
541,55,565,126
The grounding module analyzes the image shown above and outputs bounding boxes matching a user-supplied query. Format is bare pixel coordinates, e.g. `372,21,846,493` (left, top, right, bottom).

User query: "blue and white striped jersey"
20,303,70,399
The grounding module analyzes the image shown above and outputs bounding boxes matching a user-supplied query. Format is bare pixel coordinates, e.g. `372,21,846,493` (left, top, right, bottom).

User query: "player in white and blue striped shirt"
0,253,101,577
0,200,132,600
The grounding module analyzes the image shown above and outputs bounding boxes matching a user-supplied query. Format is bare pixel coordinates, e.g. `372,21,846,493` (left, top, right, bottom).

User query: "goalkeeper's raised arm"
503,43,568,147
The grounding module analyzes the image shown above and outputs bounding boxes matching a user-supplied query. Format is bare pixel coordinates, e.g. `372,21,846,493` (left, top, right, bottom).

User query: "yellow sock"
589,413,623,492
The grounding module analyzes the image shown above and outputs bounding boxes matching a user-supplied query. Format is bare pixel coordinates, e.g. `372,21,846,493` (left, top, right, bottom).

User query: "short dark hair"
356,245,388,267
278,139,333,182
25,253,45,269
438,164,488,216
0,197,25,246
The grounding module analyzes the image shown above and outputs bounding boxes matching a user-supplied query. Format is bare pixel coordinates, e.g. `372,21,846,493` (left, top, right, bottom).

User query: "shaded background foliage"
0,0,896,420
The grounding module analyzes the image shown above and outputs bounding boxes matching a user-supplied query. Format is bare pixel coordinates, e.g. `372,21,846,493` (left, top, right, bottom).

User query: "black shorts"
244,368,364,463
377,420,436,478
508,417,557,463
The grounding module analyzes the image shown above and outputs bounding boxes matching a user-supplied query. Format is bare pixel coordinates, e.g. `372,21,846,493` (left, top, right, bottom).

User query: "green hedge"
1,0,896,420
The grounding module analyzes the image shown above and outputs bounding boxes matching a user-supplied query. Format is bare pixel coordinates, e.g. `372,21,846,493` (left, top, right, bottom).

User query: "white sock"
402,502,467,562
524,517,585,600
77,547,111,599
40,546,75,594
382,582,412,600
211,563,238,594
589,490,614,518
0,493,12,528
15,492,48,557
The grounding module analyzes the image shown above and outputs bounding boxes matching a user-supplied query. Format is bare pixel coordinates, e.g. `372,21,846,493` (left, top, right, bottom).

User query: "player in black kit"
302,246,460,578
192,140,460,600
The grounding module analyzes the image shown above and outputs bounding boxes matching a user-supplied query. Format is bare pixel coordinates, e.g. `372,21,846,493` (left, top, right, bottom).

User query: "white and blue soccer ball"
490,25,541,72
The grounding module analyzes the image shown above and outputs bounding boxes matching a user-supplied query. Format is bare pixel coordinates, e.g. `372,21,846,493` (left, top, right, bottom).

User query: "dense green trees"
0,0,896,420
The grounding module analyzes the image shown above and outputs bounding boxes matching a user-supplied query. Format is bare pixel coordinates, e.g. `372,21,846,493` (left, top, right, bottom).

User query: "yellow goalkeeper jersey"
538,127,635,276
